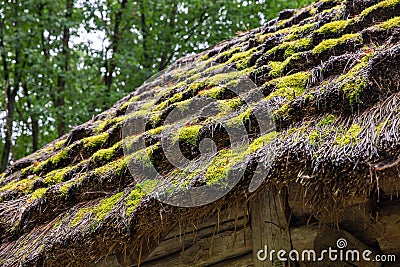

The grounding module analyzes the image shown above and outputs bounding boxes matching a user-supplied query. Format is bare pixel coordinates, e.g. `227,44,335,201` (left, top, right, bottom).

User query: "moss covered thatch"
0,0,399,266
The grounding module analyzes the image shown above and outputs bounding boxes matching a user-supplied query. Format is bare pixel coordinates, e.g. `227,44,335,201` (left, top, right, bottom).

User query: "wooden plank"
251,188,294,267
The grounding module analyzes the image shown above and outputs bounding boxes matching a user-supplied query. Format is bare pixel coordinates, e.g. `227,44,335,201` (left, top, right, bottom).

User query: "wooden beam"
251,187,294,267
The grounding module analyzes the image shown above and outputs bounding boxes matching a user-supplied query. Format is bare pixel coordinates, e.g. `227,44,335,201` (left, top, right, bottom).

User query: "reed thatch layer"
0,0,399,265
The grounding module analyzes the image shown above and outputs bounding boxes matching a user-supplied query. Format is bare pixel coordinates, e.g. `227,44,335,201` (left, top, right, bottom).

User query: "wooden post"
251,187,294,267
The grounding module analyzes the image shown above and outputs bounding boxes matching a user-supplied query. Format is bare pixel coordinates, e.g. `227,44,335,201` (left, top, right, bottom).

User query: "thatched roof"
1,0,399,265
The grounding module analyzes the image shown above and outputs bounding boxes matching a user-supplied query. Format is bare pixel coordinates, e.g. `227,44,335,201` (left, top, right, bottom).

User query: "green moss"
70,207,91,226
96,116,125,132
198,86,224,99
129,143,159,168
121,95,140,110
55,139,67,149
205,68,254,86
268,52,302,77
34,148,71,174
226,107,252,127
342,78,365,104
169,92,184,104
174,125,202,146
92,141,122,163
312,33,362,54
226,47,258,70
378,16,400,30
148,111,162,127
153,92,184,112
360,0,400,17
178,132,277,188
218,47,241,60
21,166,33,176
218,97,244,112
147,126,164,136
172,98,192,112
93,192,123,221
273,104,291,118
42,166,72,185
267,38,312,58
248,132,279,154
0,178,35,193
267,71,311,101
82,132,109,151
29,188,47,201
70,192,123,226
375,120,390,134
318,114,336,126
94,157,127,176
125,180,157,216
53,220,62,229
198,53,209,61
335,124,362,146
316,19,353,34
338,53,374,104
59,181,73,196
269,61,286,77
284,23,316,41
205,148,246,186
308,130,320,145
51,149,69,165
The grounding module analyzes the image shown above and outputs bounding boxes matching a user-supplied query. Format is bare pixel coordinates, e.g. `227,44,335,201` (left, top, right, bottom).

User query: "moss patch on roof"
267,71,311,101
70,192,123,226
312,33,362,54
316,19,353,34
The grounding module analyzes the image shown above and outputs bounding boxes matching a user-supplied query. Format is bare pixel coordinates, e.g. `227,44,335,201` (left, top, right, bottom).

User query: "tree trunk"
104,0,128,93
0,1,20,172
22,83,39,152
55,0,73,137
